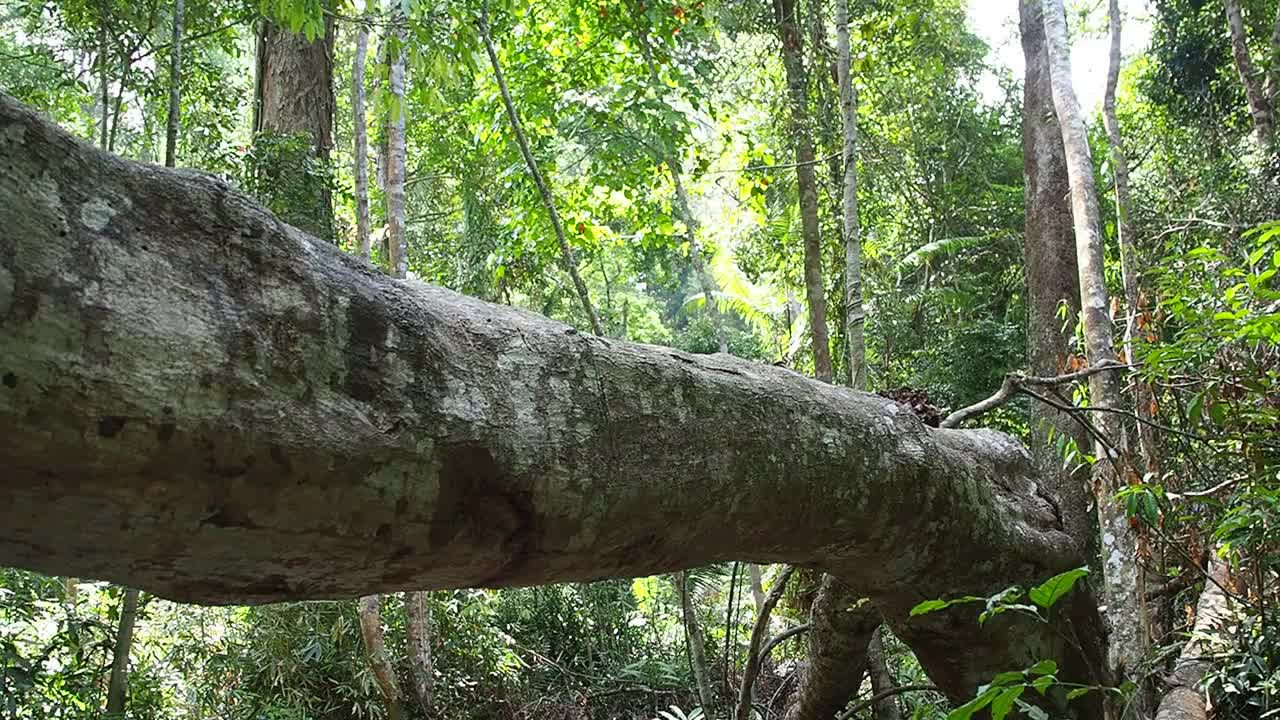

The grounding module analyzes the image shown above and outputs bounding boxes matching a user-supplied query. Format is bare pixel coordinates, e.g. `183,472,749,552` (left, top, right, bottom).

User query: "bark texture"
1041,0,1147,679
163,0,183,169
774,0,833,383
385,4,408,279
0,92,1105,707
353,17,372,262
1153,559,1235,720
866,629,902,720
1224,0,1275,145
404,590,435,714
736,566,794,720
104,587,140,715
675,571,717,713
1019,0,1092,554
783,577,879,720
835,0,864,390
358,595,404,720
254,17,336,240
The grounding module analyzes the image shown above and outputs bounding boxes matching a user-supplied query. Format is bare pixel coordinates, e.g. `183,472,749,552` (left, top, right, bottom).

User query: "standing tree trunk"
477,7,603,336
1224,0,1275,145
104,588,140,716
835,0,863,389
1103,0,1160,482
254,16,337,240
1267,3,1280,105
674,571,717,714
358,595,404,720
403,591,434,715
1019,0,1093,554
774,0,833,383
736,566,794,720
353,14,372,262
1041,0,1148,686
164,0,184,168
866,629,902,720
385,2,407,279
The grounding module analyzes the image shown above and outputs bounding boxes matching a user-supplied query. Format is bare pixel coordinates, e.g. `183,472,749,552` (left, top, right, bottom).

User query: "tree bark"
774,0,833,383
164,0,184,168
1103,0,1160,485
0,91,1109,709
1153,559,1235,720
1041,0,1148,683
1267,3,1280,105
866,629,902,720
254,16,337,240
737,566,794,720
674,571,717,714
1223,0,1274,145
104,588,140,716
385,3,407,279
358,595,404,720
353,15,372,262
1019,0,1093,554
477,9,603,336
783,577,879,720
403,590,434,715
835,0,863,390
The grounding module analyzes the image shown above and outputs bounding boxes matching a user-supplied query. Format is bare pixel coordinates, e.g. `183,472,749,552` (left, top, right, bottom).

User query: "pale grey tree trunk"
835,0,864,390
0,91,1111,712
866,629,902,720
674,572,717,714
385,2,407,279
358,595,404,720
477,8,602,335
1153,559,1235,720
1103,0,1161,486
736,566,794,720
163,0,183,168
1041,0,1148,685
403,590,434,714
775,0,833,383
104,588,140,716
783,577,879,720
1224,0,1274,145
353,15,372,262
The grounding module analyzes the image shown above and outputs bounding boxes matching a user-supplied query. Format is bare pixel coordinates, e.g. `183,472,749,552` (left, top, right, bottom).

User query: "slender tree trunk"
477,8,603,336
774,0,833,383
353,16,372,262
104,588,140,716
1267,4,1280,104
403,591,434,715
107,57,131,153
736,566,794,720
1153,558,1235,720
98,12,110,150
1104,0,1160,483
1224,0,1274,145
164,0,184,168
674,571,717,714
1041,0,1148,686
866,630,902,720
358,595,404,720
385,2,407,279
835,0,863,389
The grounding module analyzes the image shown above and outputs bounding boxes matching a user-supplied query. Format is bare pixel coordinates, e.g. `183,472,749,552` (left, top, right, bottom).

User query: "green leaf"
1031,674,1055,694
990,686,1024,720
1029,568,1089,609
1026,660,1058,676
909,596,982,617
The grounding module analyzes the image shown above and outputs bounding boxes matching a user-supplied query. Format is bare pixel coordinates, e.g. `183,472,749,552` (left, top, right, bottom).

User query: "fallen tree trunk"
0,93,1103,707
1154,559,1235,720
